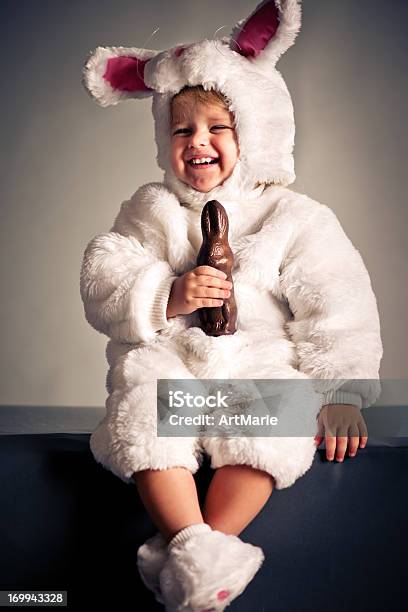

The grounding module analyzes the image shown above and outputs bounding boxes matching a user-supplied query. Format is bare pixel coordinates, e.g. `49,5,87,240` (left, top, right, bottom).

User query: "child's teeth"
190,157,217,165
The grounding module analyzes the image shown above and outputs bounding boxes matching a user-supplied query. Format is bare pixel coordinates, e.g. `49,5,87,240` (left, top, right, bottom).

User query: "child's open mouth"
188,157,219,169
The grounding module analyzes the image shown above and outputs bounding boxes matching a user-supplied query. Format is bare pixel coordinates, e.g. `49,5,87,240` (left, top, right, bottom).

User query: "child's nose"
189,130,209,147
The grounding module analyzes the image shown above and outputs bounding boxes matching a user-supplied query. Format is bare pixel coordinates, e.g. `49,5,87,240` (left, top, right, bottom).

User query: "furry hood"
82,0,302,206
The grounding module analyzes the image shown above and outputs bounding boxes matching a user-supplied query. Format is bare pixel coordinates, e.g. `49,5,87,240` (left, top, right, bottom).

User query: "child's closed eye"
173,126,232,135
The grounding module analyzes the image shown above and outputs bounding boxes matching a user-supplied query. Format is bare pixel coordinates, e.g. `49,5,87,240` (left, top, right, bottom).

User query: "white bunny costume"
80,0,383,491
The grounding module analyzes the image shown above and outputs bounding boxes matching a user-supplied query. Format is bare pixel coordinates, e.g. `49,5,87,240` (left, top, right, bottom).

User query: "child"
80,1,383,610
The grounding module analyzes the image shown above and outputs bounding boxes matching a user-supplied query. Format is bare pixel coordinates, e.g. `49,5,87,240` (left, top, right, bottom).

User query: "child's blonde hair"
170,85,234,126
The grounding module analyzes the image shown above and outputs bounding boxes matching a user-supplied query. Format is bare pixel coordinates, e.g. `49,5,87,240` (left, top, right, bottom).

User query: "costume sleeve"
80,203,177,344
279,203,383,410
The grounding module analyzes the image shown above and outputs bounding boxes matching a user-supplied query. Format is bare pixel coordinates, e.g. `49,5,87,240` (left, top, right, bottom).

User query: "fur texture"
80,176,383,489
159,529,264,610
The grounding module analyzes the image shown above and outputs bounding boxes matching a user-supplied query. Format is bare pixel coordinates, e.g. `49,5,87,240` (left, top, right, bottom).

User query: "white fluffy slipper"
159,528,264,611
137,532,168,604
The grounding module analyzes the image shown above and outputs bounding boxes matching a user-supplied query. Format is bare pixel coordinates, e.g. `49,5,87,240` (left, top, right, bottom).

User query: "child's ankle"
167,523,212,551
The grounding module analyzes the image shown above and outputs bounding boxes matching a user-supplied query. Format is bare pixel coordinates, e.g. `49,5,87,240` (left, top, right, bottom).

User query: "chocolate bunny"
197,200,237,336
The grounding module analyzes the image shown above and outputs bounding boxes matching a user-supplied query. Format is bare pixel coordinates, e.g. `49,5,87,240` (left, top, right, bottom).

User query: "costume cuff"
150,275,177,333
321,390,363,409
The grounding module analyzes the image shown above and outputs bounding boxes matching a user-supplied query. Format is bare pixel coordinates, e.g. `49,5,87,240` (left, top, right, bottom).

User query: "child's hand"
166,265,233,319
314,403,368,462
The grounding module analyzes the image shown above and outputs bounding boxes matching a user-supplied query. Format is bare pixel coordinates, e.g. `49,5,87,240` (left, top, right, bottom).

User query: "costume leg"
200,356,321,490
201,435,317,490
90,385,203,483
91,342,206,601
90,341,203,484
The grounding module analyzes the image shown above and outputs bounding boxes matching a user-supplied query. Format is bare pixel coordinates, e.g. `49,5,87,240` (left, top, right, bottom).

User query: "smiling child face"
170,98,240,193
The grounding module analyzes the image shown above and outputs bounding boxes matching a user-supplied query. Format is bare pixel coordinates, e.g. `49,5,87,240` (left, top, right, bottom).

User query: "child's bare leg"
132,467,204,544
202,464,274,536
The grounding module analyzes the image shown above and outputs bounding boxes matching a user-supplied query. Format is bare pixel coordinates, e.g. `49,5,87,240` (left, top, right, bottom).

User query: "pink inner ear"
174,46,186,57
235,1,280,58
103,56,152,92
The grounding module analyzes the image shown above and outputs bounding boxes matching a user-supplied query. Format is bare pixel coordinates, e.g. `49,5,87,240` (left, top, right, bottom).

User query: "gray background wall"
0,0,406,408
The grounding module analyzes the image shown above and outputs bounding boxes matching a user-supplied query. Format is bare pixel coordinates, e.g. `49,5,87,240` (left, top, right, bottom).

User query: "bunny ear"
82,46,158,107
230,0,301,67
202,201,228,239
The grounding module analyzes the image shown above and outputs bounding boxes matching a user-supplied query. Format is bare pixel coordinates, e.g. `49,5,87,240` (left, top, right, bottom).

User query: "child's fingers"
359,437,368,448
315,417,369,460
347,436,360,457
198,298,225,308
194,287,230,300
358,419,368,448
314,418,324,446
334,436,348,462
195,265,227,279
195,275,232,290
347,424,360,457
325,436,337,461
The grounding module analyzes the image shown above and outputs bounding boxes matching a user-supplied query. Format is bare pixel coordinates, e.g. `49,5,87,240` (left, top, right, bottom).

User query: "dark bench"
0,407,406,611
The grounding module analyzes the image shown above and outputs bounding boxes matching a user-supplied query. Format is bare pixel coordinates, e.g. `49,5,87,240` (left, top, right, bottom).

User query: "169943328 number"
0,591,67,606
